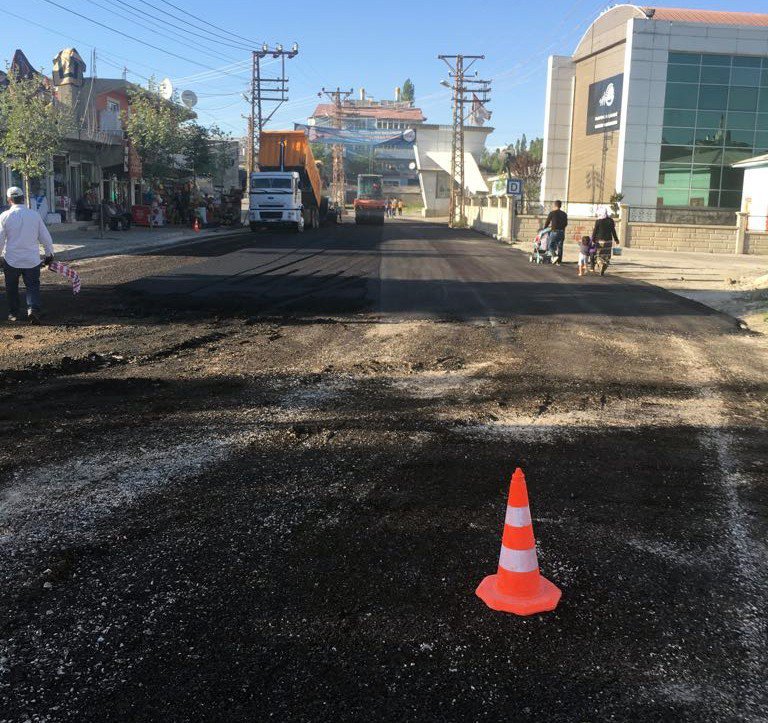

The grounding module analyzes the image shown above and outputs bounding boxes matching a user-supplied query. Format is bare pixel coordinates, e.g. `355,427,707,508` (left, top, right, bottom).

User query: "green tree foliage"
124,84,192,182
181,123,233,182
478,135,545,202
401,78,415,102
0,71,73,202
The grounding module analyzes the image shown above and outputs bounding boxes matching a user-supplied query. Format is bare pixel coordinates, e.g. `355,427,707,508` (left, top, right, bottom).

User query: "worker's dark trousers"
3,263,41,316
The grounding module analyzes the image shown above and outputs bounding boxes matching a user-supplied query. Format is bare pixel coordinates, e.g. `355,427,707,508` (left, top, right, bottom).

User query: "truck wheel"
249,222,259,232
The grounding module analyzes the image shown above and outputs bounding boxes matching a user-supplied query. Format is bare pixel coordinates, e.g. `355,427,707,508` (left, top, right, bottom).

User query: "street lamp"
440,80,451,88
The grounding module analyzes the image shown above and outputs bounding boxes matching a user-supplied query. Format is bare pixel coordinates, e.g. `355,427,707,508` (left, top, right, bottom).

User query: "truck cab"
249,172,306,232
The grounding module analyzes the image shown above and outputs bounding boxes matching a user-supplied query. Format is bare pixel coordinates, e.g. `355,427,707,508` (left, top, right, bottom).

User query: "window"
666,83,699,108
667,64,699,83
729,87,758,113
659,51,766,208
698,85,729,111
700,66,730,84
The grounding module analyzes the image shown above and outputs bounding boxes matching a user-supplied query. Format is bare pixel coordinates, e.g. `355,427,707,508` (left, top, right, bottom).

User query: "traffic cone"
193,217,200,232
476,468,561,615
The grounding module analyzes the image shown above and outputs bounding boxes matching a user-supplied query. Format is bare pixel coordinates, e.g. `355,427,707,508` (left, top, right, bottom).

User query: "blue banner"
294,123,416,147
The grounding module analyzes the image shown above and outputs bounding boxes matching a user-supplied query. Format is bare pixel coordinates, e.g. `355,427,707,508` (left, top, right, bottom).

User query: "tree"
123,84,191,183
0,70,73,203
502,135,544,204
180,123,232,184
401,78,415,102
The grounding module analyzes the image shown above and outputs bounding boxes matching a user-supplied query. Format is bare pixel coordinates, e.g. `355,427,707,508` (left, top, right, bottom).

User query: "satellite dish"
158,77,173,100
402,128,416,143
181,90,198,109
408,161,417,171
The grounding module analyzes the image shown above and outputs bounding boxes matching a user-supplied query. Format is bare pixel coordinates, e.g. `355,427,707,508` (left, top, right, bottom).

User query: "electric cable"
156,0,264,49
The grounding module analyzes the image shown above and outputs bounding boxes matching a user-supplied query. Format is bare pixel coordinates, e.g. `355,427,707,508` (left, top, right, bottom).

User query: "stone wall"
463,201,768,256
745,232,768,256
625,223,736,254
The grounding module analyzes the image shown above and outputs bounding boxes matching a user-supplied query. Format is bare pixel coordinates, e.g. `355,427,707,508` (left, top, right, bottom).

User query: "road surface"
1,220,766,722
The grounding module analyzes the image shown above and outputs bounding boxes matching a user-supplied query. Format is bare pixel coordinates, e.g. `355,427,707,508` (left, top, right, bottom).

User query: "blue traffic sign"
506,178,523,197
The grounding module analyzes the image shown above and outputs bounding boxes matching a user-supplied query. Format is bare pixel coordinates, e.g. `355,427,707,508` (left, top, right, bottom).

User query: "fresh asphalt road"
2,219,765,722
128,218,734,333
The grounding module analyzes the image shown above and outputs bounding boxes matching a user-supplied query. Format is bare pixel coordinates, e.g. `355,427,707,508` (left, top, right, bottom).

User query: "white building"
541,6,768,216
734,153,768,231
413,124,492,217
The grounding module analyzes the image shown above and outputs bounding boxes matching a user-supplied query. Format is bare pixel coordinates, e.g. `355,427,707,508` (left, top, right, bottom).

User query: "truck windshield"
252,177,293,190
357,175,383,200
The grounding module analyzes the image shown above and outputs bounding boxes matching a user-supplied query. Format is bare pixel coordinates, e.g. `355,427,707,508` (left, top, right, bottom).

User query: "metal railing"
627,205,738,227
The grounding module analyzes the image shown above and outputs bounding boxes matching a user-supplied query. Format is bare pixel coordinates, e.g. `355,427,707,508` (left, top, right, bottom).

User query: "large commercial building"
541,6,768,214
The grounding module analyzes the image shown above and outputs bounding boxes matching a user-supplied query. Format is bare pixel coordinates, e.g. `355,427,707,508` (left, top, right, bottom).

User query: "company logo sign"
587,74,623,135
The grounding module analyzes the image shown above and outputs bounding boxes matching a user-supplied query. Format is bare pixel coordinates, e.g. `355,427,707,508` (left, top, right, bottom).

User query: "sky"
9,0,768,148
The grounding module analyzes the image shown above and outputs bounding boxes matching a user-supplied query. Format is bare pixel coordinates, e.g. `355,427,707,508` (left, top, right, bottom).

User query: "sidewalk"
510,241,768,333
49,223,247,262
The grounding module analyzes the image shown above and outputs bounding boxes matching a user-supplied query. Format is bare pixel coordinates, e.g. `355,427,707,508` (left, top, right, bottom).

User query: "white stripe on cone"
498,545,539,573
504,505,532,528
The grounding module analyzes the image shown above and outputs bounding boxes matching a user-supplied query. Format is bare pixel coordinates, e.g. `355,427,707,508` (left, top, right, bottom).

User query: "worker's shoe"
7,314,18,322
27,310,41,325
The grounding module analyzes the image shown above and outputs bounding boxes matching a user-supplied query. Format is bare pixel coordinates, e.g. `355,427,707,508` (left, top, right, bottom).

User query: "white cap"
6,186,23,200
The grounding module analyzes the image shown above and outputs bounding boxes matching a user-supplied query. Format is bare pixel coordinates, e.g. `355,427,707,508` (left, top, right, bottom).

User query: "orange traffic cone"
476,468,561,615
193,217,200,232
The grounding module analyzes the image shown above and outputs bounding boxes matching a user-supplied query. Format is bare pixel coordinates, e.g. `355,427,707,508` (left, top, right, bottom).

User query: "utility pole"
248,43,299,189
320,87,353,209
438,54,491,228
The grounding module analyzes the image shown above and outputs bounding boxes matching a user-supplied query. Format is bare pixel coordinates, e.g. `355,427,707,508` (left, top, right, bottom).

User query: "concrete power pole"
438,54,490,228
320,87,353,210
248,43,299,189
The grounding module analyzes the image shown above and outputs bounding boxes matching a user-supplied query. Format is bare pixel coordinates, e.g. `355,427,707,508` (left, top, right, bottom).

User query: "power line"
6,10,161,80
111,0,253,56
133,0,255,51
38,0,244,74
319,87,354,209
156,0,264,49
82,0,243,66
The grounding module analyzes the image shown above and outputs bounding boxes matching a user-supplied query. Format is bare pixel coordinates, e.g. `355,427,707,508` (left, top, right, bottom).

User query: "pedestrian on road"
590,207,620,276
0,187,55,323
577,235,594,277
397,199,403,216
544,200,568,265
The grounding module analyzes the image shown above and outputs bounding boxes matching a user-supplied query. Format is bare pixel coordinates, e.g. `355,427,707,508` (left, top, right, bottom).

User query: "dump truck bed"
258,131,323,208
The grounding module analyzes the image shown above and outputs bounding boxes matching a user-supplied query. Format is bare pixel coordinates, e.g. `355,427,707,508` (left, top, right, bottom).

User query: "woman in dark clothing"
590,207,619,275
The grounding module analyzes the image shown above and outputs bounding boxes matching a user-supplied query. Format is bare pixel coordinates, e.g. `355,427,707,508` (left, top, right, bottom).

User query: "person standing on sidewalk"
544,200,568,265
0,186,55,323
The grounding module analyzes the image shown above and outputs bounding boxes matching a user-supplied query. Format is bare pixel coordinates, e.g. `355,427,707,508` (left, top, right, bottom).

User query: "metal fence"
627,205,738,227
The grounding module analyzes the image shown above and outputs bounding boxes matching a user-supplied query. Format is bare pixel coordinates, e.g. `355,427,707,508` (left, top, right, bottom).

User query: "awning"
424,150,488,194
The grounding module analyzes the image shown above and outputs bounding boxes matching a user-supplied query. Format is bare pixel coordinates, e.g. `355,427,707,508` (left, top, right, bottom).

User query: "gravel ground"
0,224,766,722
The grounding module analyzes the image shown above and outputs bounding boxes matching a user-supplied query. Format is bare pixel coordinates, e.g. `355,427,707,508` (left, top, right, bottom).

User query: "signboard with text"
586,74,623,135
506,177,523,198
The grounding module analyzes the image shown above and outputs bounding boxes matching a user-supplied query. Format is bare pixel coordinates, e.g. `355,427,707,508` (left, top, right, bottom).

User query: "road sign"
506,178,523,197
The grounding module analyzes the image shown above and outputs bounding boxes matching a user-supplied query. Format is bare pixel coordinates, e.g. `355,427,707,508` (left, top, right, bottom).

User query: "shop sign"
587,74,623,135
124,134,143,179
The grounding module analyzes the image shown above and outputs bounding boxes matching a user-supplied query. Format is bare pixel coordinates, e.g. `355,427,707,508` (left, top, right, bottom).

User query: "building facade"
308,90,425,193
413,124,492,217
541,6,768,215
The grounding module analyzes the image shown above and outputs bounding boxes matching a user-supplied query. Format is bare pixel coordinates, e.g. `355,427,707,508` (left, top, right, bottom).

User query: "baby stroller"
529,228,556,264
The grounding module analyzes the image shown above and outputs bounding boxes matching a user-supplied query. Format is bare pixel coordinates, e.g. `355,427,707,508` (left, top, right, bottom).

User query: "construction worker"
0,186,55,323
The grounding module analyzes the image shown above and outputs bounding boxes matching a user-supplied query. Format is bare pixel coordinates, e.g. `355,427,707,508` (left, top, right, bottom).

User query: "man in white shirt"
0,186,55,323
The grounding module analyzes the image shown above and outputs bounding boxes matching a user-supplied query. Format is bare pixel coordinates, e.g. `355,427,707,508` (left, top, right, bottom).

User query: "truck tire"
249,222,259,232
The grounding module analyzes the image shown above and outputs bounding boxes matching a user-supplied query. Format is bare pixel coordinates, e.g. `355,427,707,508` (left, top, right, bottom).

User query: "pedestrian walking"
577,235,595,277
544,200,568,265
397,199,403,216
590,207,620,276
0,186,55,323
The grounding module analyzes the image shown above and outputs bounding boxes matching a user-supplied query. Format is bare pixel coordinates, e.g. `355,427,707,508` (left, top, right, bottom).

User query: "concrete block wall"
745,232,768,256
626,223,737,254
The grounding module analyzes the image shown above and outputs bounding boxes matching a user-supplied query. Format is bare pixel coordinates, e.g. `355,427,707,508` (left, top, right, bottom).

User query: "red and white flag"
48,261,81,295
